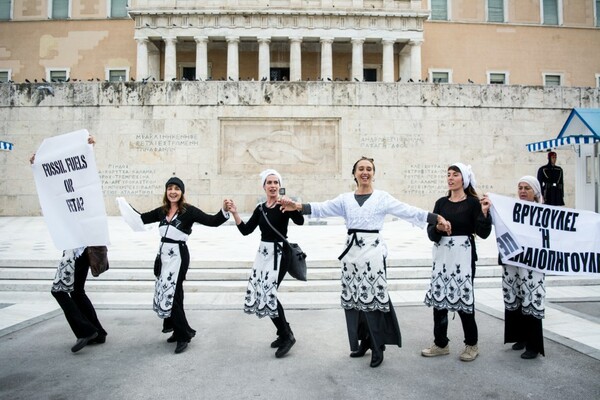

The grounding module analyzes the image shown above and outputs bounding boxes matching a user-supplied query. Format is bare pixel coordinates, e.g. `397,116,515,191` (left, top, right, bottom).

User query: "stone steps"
1,260,598,293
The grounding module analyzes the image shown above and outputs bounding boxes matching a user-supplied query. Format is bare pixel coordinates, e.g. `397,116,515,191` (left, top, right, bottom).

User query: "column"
382,39,395,83
351,38,365,82
194,36,208,81
398,43,411,82
226,36,239,81
289,37,302,81
135,38,149,81
258,37,271,81
409,39,423,82
320,37,333,81
164,37,177,82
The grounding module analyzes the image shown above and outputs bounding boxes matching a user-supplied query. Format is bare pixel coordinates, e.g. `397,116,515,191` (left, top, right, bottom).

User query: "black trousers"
505,308,545,355
432,260,478,347
51,249,106,339
270,254,289,334
433,307,478,347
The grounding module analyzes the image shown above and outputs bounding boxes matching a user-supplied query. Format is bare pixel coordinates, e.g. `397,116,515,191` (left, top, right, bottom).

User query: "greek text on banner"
489,193,600,276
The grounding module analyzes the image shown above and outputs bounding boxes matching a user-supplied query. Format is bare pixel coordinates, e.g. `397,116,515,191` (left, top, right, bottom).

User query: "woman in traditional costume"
421,163,492,362
280,157,448,367
229,169,304,358
32,135,107,353
137,177,230,354
496,176,546,359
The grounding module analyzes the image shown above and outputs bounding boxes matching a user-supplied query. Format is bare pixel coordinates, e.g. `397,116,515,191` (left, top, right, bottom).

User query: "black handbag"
154,223,171,278
87,246,109,277
260,204,307,281
153,253,161,278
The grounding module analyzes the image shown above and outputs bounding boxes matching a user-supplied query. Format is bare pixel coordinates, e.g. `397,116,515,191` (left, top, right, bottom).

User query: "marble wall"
1,81,598,216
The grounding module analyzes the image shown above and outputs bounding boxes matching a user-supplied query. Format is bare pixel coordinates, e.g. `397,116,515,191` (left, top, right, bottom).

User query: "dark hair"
447,165,479,199
352,156,375,184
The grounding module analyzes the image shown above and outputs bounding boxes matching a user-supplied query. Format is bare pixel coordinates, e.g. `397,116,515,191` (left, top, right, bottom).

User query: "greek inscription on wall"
359,134,423,149
99,164,159,196
403,163,448,196
403,163,494,196
132,133,199,152
220,118,339,174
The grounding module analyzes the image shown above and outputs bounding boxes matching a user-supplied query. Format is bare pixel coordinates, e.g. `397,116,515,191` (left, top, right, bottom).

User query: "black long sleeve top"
427,196,492,260
140,204,228,235
237,203,304,242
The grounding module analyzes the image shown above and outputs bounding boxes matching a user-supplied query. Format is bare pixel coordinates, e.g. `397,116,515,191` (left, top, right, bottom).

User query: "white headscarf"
518,175,542,203
260,169,283,187
451,162,477,190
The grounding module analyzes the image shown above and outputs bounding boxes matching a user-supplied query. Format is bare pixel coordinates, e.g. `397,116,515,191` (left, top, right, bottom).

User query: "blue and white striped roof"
0,141,13,151
526,108,600,152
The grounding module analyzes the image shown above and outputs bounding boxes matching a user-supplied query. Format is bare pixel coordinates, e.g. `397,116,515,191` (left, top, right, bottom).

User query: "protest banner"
489,193,600,276
32,129,110,250
116,197,147,232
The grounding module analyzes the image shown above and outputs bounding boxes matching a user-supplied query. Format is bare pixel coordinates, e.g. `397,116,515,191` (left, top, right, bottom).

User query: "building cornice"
128,9,429,33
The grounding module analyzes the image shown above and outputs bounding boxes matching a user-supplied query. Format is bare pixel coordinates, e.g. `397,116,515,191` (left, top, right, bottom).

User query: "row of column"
136,36,423,82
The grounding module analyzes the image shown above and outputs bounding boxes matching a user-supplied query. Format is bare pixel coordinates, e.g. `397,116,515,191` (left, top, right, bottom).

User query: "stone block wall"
0,81,597,216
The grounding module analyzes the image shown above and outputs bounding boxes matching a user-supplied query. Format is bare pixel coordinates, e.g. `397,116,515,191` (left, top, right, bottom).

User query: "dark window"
182,67,196,81
270,67,290,81
363,69,377,82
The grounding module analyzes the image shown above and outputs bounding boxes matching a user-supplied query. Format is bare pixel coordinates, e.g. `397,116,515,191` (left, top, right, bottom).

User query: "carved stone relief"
219,118,339,174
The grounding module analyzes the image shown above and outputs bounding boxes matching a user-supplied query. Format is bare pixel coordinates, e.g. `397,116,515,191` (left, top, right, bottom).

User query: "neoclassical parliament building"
1,0,599,86
0,1,599,215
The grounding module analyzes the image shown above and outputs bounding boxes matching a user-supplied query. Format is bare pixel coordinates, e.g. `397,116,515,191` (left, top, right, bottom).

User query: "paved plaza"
0,216,599,399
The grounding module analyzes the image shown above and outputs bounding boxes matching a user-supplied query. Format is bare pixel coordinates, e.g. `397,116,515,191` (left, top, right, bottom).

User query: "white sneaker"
421,343,450,357
460,345,479,361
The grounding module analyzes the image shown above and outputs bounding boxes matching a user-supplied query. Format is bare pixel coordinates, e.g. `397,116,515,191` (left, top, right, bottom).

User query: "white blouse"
309,189,429,231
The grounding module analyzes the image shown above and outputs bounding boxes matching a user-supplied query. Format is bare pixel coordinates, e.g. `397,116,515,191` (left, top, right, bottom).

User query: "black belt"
161,237,186,244
347,229,379,235
338,230,380,260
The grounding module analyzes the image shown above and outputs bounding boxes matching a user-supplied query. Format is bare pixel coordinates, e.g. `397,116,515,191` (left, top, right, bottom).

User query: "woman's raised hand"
224,199,237,213
278,196,298,212
436,215,452,235
480,194,491,217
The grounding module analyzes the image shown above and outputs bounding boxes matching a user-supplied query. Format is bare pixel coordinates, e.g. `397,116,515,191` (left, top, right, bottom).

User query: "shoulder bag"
87,246,109,277
260,204,307,281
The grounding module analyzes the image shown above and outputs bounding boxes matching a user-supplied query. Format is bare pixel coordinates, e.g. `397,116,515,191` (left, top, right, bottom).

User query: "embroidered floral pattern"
502,264,545,319
340,232,390,312
153,242,181,318
424,236,474,313
245,241,281,318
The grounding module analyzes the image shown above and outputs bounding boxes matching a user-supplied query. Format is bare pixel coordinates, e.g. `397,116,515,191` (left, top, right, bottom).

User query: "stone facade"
1,81,598,216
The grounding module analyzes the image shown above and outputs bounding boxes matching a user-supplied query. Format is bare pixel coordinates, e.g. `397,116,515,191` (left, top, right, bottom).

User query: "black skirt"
504,307,545,356
344,301,402,351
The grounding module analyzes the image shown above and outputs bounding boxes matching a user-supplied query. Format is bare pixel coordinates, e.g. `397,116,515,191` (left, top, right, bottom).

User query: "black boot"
370,345,384,368
350,339,370,358
275,324,296,358
174,341,188,354
271,328,283,348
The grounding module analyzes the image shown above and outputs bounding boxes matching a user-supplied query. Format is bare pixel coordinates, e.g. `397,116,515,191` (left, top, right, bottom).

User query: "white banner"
32,129,110,250
489,193,600,276
116,197,148,232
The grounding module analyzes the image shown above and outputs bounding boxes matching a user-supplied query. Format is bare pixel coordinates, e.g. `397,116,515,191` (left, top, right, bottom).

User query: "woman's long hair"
447,165,479,199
